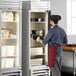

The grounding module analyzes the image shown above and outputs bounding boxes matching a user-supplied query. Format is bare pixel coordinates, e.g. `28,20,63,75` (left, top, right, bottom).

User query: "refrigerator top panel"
2,0,20,2
1,0,22,10
31,1,51,11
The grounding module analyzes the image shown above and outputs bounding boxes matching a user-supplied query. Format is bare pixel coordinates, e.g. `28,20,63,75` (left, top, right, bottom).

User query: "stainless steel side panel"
22,1,30,76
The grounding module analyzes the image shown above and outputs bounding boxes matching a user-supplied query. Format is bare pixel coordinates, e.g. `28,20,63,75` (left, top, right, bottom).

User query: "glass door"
30,11,48,67
1,10,20,69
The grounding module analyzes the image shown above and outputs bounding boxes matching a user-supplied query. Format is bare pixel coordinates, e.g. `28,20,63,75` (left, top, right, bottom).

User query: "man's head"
50,15,61,26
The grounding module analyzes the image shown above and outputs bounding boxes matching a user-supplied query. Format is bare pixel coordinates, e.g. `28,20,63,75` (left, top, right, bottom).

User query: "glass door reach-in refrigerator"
29,10,51,76
0,0,22,76
22,1,51,76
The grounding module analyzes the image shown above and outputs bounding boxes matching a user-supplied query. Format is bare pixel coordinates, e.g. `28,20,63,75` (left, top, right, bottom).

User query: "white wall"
51,0,67,30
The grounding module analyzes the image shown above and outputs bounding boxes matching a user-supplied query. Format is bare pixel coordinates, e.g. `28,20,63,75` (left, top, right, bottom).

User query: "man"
36,15,68,76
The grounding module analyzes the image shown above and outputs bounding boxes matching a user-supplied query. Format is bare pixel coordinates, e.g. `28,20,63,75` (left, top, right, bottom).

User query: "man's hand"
36,36,43,44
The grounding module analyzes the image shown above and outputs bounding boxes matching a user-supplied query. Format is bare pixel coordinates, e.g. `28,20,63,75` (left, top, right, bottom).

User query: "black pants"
50,56,62,76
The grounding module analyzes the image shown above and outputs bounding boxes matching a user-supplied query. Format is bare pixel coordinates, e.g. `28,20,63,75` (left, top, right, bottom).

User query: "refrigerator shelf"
31,54,45,59
2,21,17,23
2,38,16,40
31,21,46,24
1,56,17,58
31,46,44,48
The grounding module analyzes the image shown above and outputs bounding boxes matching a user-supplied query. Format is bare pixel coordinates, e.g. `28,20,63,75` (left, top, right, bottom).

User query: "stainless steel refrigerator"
0,0,22,76
22,1,51,76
